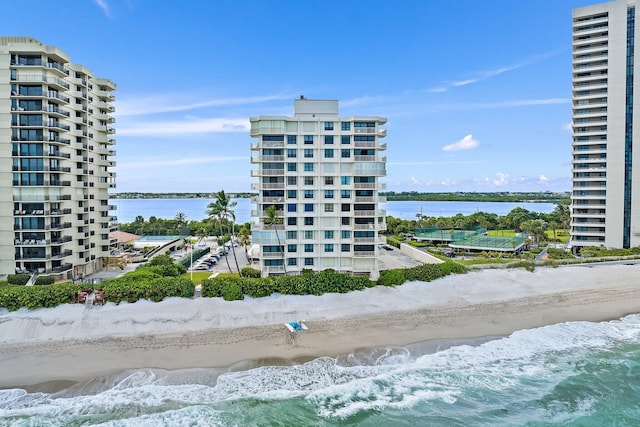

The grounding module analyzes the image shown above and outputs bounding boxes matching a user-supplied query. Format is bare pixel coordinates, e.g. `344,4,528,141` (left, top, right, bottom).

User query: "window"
287,203,297,212
304,203,314,212
341,190,351,198
287,135,297,144
287,176,297,185
287,190,297,198
288,244,297,252
263,135,284,142
304,258,314,266
341,217,350,225
325,230,334,239
288,258,297,266
304,149,314,158
305,230,314,239
325,135,334,144
324,122,334,130
341,122,351,131
354,122,375,128
288,217,297,225
304,177,314,185
304,163,314,172
341,203,351,212
324,189,334,199
325,204,334,213
287,231,297,239
304,244,314,253
287,149,297,158
341,135,350,145
341,244,351,252
304,135,314,144
324,244,334,253
324,149,334,158
341,230,351,239
304,189,314,198
304,217,314,226
341,176,351,185
287,163,297,172
325,176,334,185
341,149,351,158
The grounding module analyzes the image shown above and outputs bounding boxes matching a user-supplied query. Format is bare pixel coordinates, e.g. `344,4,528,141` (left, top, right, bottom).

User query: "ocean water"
1,315,639,426
112,198,556,224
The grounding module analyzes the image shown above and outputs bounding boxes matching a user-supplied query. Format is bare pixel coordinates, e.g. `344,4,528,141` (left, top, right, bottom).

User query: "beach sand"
1,264,640,389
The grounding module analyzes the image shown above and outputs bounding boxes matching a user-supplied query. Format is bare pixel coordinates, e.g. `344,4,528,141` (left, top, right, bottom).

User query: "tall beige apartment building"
571,0,640,250
250,98,387,278
0,37,116,280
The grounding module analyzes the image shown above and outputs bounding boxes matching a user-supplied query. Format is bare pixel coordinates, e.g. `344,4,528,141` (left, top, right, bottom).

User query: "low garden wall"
399,243,443,264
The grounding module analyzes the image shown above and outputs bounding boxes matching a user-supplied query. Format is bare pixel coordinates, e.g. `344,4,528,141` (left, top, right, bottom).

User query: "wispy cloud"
429,51,560,93
118,117,249,136
405,173,570,192
118,156,247,169
116,93,294,117
442,134,479,152
388,160,478,166
92,0,111,17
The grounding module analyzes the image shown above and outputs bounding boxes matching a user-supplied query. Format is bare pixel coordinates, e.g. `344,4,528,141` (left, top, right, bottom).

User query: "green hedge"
386,236,402,249
0,282,83,311
240,267,261,278
7,274,30,286
202,269,374,299
408,240,427,247
506,260,536,272
35,276,55,286
101,277,194,303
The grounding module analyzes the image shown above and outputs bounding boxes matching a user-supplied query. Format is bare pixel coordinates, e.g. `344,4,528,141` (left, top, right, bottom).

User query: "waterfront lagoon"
112,198,556,224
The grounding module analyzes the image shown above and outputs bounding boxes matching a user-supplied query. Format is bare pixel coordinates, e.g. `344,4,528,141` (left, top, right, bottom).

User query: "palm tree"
207,190,240,273
263,205,286,274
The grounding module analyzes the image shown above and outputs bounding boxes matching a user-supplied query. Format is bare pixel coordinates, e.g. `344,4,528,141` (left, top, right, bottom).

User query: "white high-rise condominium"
0,37,117,280
250,98,387,277
571,0,640,250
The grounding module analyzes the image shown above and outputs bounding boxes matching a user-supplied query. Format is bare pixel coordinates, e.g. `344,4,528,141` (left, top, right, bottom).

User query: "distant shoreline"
110,191,569,203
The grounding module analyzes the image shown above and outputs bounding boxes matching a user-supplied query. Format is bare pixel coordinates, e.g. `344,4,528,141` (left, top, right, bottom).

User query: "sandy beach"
1,263,640,389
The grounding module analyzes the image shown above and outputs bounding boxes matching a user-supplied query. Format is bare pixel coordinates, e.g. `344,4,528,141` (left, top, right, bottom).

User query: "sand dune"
1,264,640,388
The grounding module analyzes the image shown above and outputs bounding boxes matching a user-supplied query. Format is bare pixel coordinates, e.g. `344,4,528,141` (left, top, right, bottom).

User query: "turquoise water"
1,315,639,426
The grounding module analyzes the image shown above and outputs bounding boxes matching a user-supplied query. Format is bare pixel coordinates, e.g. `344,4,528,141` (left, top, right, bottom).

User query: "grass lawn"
0,281,9,289
545,229,570,244
180,271,213,285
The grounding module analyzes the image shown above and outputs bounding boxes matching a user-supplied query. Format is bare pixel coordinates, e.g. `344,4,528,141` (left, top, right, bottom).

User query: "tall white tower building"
0,37,117,280
250,98,387,277
571,0,640,250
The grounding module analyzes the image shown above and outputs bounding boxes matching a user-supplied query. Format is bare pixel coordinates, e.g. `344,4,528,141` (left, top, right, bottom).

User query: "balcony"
354,250,376,257
45,62,70,76
354,210,376,217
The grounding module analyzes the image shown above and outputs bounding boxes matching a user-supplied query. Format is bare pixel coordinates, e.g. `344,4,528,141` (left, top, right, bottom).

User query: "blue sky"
1,0,603,193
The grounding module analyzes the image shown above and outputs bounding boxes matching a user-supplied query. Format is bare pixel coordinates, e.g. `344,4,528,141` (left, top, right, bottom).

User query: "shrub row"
0,282,83,311
202,261,467,301
202,269,375,301
386,236,402,248
378,261,467,287
407,240,427,247
101,276,194,303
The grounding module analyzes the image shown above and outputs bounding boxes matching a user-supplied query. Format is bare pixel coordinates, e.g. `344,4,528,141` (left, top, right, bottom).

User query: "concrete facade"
571,0,640,250
0,37,116,280
250,98,387,278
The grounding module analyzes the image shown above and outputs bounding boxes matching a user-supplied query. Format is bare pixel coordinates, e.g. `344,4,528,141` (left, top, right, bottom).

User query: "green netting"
414,226,525,250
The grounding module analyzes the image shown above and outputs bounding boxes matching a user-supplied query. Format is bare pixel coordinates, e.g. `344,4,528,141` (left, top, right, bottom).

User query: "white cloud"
117,117,249,136
539,174,549,183
442,134,479,152
116,93,294,117
561,122,573,133
493,172,510,186
92,0,111,17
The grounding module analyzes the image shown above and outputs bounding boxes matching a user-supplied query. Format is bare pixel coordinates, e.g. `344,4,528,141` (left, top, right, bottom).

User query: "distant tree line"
385,202,571,243
381,191,570,203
